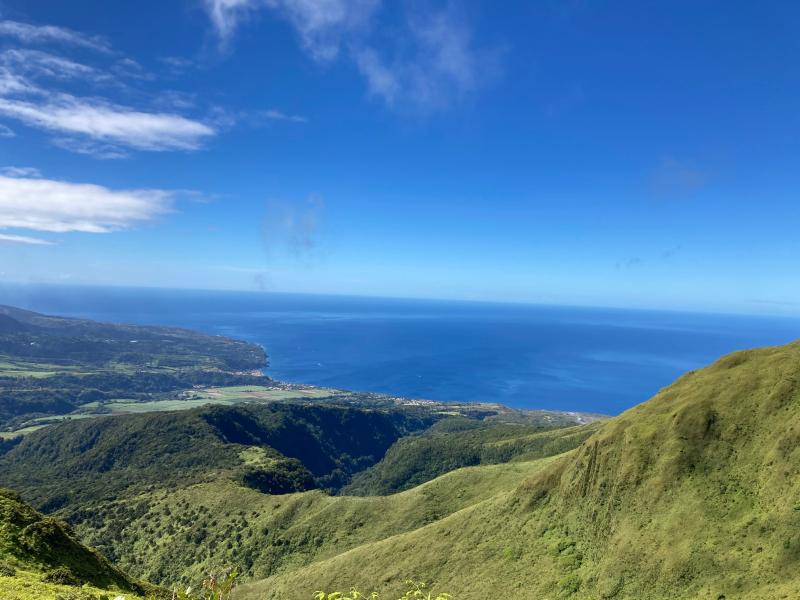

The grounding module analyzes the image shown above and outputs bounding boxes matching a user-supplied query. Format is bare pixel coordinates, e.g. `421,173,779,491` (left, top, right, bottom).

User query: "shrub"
42,565,80,586
0,560,16,576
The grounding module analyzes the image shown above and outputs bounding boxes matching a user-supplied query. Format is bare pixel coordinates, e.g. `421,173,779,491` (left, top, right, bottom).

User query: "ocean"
2,284,800,415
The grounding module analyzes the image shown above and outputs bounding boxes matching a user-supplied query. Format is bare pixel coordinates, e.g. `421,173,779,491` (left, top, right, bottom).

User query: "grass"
196,386,339,401
0,426,45,439
0,566,147,600
72,458,558,588
0,488,152,600
234,341,800,599
0,385,346,438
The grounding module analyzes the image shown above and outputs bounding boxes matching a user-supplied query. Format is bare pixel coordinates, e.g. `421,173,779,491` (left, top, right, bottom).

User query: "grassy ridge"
0,488,152,600
72,459,556,587
236,341,800,599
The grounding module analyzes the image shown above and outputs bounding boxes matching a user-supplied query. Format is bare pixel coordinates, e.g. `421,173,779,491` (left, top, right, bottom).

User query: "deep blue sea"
2,284,800,415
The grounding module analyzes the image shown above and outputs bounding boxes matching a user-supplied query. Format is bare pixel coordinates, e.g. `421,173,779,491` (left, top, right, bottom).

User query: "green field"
195,385,340,401
0,385,344,437
0,426,46,439
0,357,87,378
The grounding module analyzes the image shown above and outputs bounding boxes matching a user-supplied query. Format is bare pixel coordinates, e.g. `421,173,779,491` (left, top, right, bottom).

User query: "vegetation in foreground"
0,487,155,600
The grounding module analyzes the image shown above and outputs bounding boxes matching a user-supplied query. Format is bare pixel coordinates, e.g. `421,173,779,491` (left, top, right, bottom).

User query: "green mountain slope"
344,417,600,495
236,341,800,600
0,402,589,588
0,402,429,510
0,487,153,600
72,459,556,587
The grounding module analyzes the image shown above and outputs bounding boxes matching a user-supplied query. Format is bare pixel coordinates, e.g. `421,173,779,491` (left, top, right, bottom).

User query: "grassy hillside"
0,487,153,600
235,341,800,600
0,401,589,589
344,418,601,495
71,459,555,587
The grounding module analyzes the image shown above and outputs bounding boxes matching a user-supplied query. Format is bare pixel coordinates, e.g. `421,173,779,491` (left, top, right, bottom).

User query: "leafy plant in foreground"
315,580,451,600
171,567,238,600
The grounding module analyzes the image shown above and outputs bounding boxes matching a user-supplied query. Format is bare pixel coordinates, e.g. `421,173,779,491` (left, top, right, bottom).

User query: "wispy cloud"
0,20,112,53
266,0,377,60
160,56,195,74
0,233,54,245
0,174,173,234
203,0,494,111
260,108,307,123
0,123,13,137
356,7,488,110
0,95,215,153
205,106,308,129
205,0,377,57
0,20,219,157
0,48,109,82
204,0,260,45
1,166,42,178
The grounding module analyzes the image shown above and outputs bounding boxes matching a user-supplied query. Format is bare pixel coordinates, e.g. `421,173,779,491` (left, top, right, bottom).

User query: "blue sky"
0,1,799,314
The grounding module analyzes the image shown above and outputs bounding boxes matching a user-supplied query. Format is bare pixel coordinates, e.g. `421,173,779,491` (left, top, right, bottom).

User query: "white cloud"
0,48,109,83
0,21,219,157
206,0,377,58
0,20,111,53
0,233,54,245
49,137,131,160
160,56,195,72
112,57,153,81
204,1,491,111
205,0,262,44
268,0,377,61
0,123,13,137
0,174,173,233
0,95,215,152
1,166,42,178
260,108,307,122
356,9,484,110
354,47,398,101
0,68,36,95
